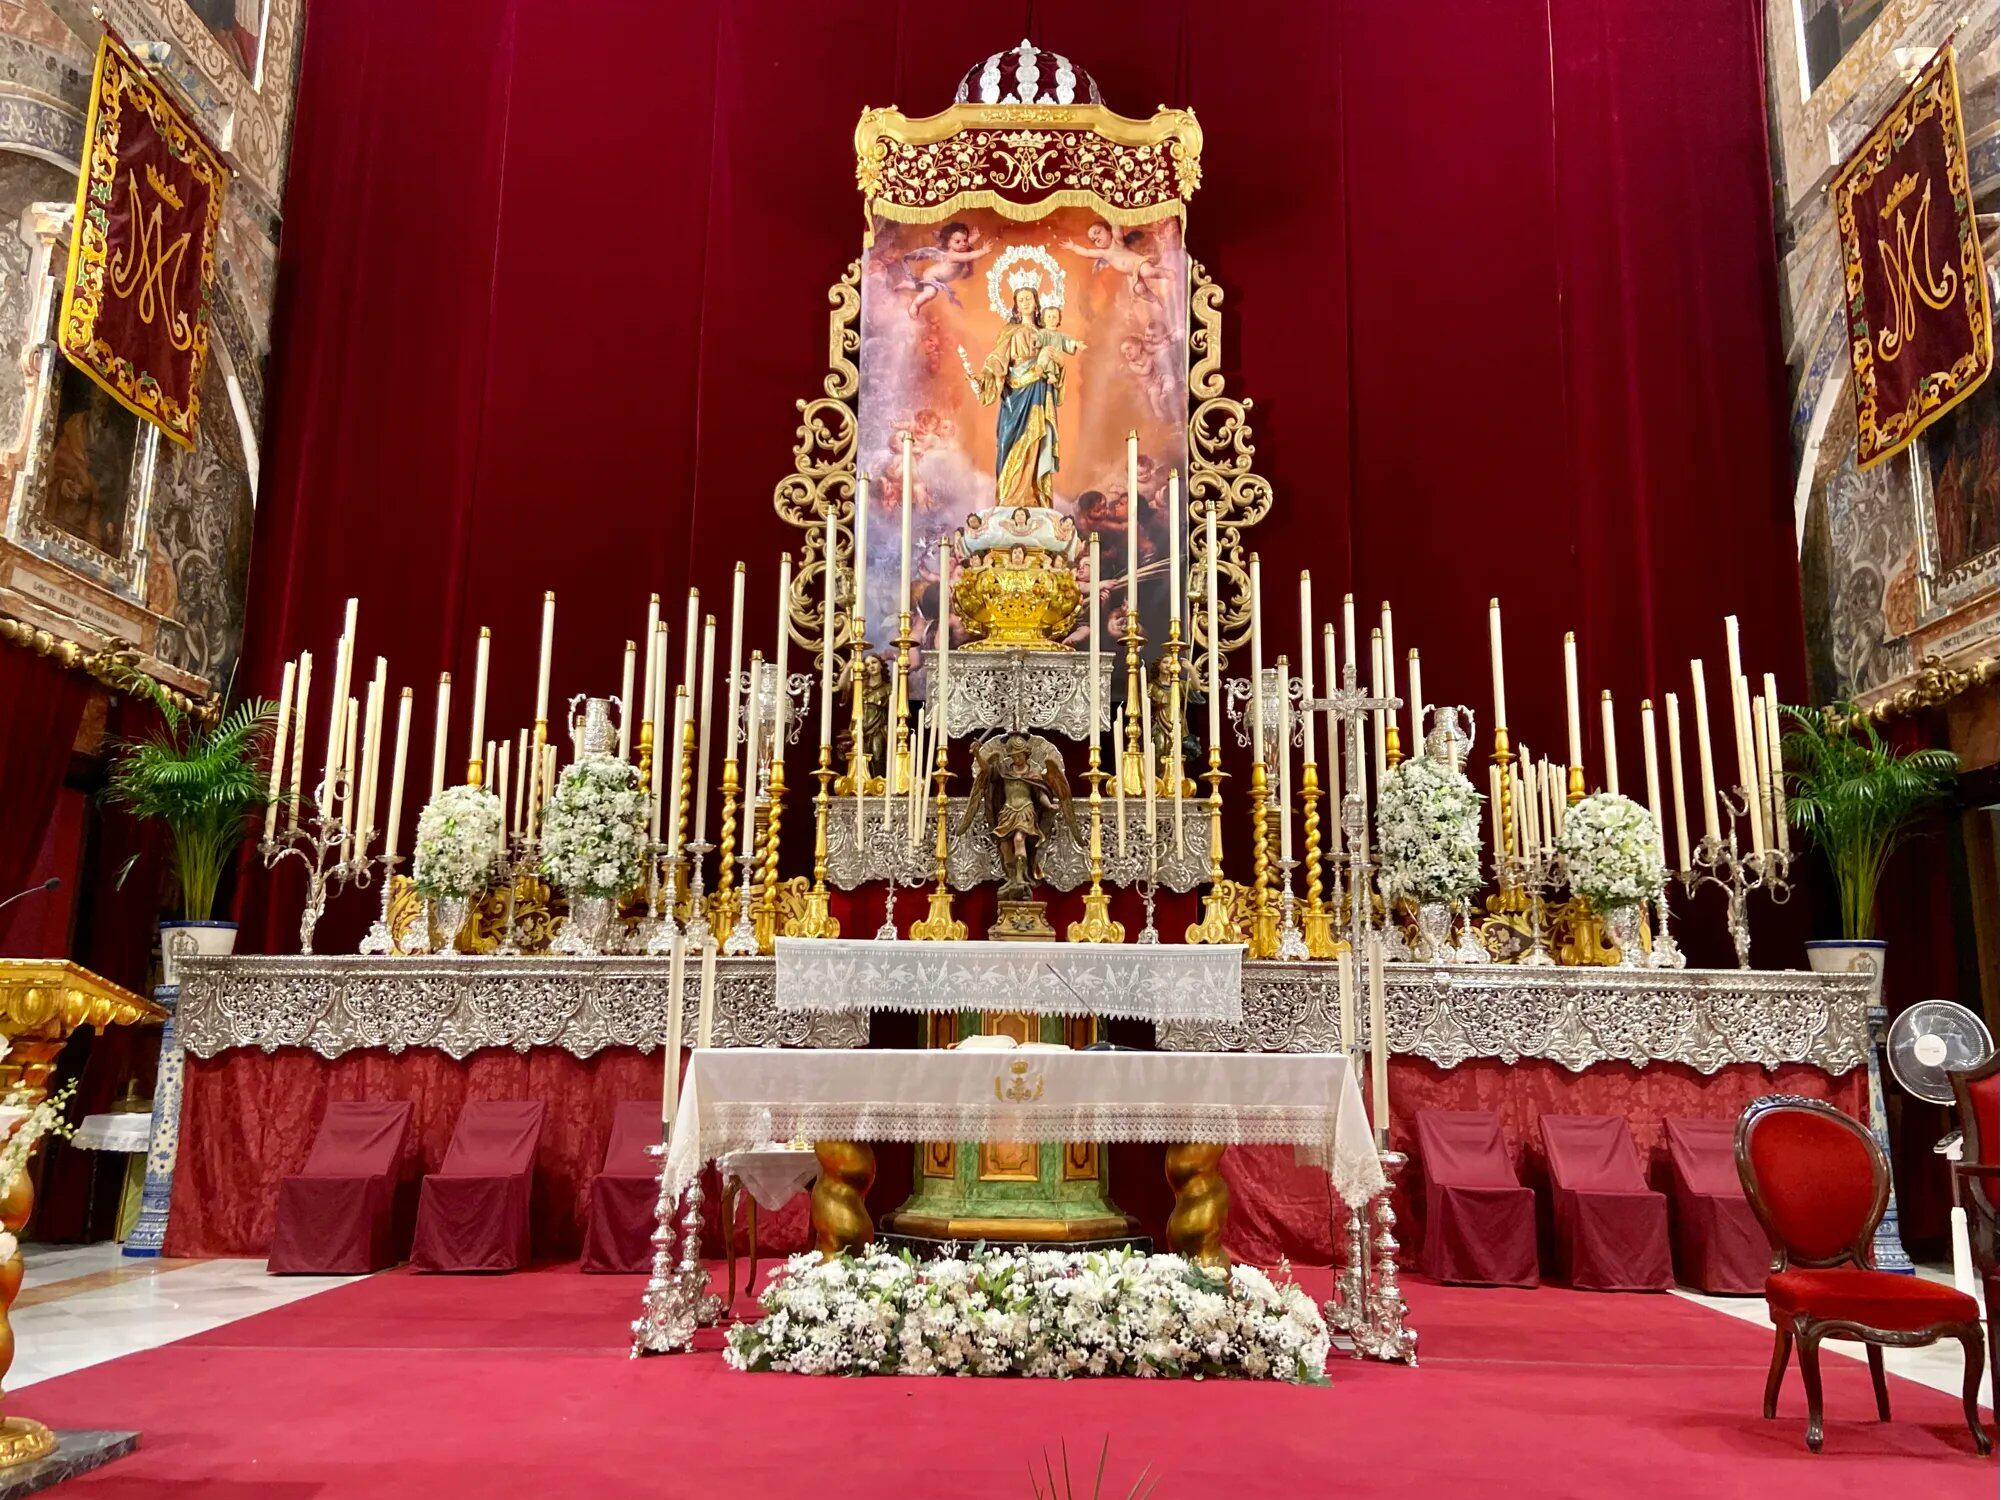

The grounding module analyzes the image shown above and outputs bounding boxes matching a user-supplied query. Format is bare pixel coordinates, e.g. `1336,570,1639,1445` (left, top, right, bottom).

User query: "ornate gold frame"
772,267,1271,682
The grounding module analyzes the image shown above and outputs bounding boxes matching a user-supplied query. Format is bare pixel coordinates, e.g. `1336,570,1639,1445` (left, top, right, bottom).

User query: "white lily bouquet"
539,752,647,899
725,1245,1331,1382
1557,792,1665,910
412,785,504,898
1374,756,1485,904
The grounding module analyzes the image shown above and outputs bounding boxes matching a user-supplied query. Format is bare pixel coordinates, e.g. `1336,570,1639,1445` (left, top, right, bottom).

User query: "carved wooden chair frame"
1949,1052,1999,1403
1734,1093,1989,1454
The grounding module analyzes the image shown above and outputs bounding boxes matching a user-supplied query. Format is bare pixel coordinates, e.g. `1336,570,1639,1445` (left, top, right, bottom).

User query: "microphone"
0,877,60,916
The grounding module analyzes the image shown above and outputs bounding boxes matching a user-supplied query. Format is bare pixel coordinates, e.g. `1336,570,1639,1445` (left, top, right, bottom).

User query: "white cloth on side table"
720,1146,819,1213
72,1113,153,1152
772,937,1244,1023
666,1047,1384,1209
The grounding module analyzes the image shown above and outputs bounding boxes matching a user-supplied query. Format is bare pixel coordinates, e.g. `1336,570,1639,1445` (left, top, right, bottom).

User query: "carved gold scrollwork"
774,263,863,671
1185,261,1273,693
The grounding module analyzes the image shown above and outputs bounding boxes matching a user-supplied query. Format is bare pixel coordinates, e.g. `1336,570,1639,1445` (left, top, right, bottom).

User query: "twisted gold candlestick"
786,745,841,938
753,755,786,953
1067,744,1125,943
1186,747,1236,944
1248,758,1277,958
1300,759,1337,957
675,715,696,908
711,756,740,933
1488,726,1529,919
908,742,964,942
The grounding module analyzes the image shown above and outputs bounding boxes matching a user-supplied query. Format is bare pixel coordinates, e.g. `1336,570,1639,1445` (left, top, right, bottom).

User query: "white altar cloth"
771,938,1244,1023
666,1047,1384,1208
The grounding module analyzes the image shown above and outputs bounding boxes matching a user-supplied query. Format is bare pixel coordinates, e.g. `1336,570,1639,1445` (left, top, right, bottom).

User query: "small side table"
719,1145,818,1307
71,1111,152,1242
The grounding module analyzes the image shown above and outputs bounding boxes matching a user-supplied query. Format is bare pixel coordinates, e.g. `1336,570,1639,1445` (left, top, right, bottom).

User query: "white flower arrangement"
412,785,504,898
0,1076,77,1205
1558,791,1666,909
725,1245,1330,1382
538,753,648,899
1374,756,1485,904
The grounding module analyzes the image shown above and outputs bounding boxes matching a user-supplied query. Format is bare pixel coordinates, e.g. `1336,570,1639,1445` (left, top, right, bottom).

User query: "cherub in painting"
1061,220,1173,310
901,221,995,319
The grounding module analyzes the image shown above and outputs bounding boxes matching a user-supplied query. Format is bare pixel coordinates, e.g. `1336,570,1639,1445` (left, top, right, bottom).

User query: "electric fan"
1887,999,1994,1295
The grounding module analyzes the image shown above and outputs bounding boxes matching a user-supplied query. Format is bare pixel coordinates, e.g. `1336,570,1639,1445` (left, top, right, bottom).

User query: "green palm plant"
1779,705,1959,941
102,671,277,922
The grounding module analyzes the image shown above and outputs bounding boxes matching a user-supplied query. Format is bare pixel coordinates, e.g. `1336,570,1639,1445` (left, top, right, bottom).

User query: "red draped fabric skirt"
166,1049,1864,1268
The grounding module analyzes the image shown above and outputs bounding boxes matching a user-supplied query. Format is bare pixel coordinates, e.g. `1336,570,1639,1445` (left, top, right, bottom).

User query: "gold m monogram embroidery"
994,1059,1045,1102
1873,178,1958,365
108,168,195,353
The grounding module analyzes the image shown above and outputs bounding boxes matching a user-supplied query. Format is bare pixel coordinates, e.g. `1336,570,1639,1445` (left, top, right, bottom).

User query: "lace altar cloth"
773,938,1244,1023
666,1046,1386,1209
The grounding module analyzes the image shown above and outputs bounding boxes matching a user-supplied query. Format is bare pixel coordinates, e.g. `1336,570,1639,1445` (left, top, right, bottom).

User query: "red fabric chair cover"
267,1101,413,1275
1413,1109,1538,1287
1539,1114,1672,1291
410,1100,545,1273
580,1100,666,1274
1663,1116,1766,1294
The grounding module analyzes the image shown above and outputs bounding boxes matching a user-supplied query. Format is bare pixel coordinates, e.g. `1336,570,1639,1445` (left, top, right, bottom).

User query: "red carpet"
15,1265,1993,1497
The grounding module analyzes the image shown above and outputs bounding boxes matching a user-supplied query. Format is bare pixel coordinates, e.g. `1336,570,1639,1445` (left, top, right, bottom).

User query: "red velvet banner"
58,31,227,450
1831,44,1993,470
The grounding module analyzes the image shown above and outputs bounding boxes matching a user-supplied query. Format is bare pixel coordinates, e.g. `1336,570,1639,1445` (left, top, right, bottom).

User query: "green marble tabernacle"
880,1012,1141,1247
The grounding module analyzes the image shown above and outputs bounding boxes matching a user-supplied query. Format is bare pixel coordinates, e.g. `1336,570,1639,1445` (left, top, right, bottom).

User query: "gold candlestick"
1489,726,1528,919
675,714,696,911
842,617,873,797
754,754,786,953
1567,763,1586,805
465,756,484,789
1248,757,1276,958
711,756,740,933
1186,747,1236,944
1300,759,1337,957
1066,745,1125,943
1162,617,1190,796
892,609,914,794
1384,720,1403,769
1120,617,1146,796
785,745,841,938
636,718,655,797
908,744,964,941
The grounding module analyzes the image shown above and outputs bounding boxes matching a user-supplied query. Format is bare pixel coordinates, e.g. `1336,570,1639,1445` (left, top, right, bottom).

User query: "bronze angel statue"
958,732,1082,900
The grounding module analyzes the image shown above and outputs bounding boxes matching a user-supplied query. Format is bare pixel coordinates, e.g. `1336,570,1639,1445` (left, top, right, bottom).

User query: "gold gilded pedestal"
0,962,162,1467
0,962,165,1107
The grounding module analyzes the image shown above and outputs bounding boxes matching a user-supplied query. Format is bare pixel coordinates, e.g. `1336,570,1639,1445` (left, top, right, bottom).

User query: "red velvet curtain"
237,0,1804,962
0,647,88,925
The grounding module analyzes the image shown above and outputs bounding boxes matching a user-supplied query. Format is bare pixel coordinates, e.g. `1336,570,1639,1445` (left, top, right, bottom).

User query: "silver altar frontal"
175,954,1871,1076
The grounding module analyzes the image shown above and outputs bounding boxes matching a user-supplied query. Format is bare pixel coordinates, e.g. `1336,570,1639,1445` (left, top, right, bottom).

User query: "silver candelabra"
260,768,369,955
1680,788,1791,968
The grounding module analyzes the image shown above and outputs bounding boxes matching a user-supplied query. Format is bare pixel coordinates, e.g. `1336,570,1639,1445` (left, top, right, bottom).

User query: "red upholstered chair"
1949,1056,1999,1408
266,1101,413,1275
580,1101,666,1274
1663,1116,1766,1294
1537,1114,1672,1292
1735,1094,1990,1454
1413,1109,1538,1287
410,1099,546,1273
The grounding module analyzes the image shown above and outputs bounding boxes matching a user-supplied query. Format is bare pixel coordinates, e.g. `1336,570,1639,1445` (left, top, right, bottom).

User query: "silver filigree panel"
931,648,1114,740
1156,963,1872,1076
175,954,865,1061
